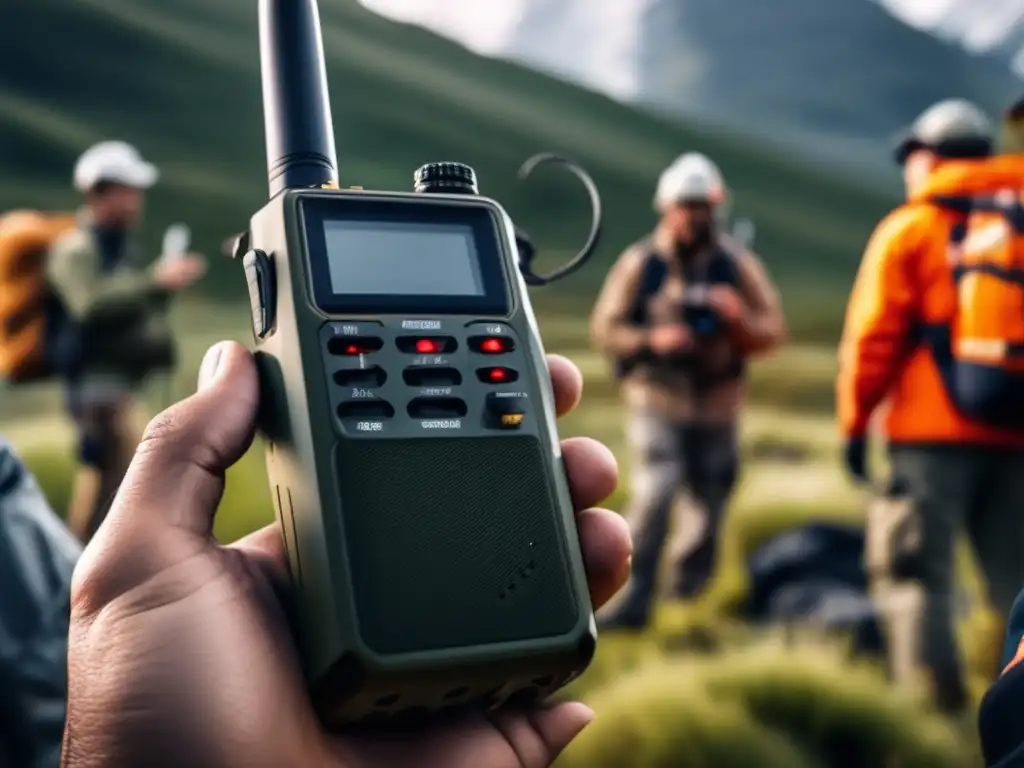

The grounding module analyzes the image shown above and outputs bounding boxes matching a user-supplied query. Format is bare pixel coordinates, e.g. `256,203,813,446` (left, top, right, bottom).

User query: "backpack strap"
930,194,1024,284
931,193,1024,234
627,248,668,326
612,248,667,380
707,245,741,285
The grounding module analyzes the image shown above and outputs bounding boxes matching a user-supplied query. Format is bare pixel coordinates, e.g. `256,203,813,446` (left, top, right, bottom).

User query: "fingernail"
198,343,226,391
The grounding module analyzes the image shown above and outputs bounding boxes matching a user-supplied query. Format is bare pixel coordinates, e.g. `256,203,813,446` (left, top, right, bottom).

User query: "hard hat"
73,141,159,192
893,99,992,165
654,153,726,211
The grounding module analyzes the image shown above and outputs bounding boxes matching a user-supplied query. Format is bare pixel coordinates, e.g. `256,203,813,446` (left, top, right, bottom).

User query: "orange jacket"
837,154,1024,446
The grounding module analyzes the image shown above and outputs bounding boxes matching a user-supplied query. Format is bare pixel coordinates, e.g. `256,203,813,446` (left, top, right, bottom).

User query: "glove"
844,436,869,484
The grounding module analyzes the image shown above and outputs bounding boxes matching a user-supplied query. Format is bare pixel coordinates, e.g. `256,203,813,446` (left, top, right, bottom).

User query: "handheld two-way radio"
233,0,604,726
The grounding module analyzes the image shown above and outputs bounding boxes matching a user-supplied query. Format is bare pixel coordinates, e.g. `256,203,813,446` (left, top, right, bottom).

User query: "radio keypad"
403,366,462,387
468,335,514,354
328,336,384,355
335,366,387,388
485,392,528,429
407,397,468,419
322,320,531,436
476,366,517,384
338,401,395,420
395,336,457,354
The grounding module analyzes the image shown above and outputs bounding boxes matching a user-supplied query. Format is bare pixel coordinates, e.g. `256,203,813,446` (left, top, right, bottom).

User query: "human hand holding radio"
62,342,630,768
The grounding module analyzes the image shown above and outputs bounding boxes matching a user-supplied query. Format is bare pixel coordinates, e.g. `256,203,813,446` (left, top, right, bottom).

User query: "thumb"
107,341,259,540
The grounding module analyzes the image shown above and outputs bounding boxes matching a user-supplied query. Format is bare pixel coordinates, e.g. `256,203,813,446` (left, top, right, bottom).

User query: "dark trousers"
600,412,739,626
870,445,1024,713
64,381,140,544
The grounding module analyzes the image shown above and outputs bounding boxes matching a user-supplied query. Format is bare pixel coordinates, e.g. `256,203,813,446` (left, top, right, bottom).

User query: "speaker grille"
337,436,578,654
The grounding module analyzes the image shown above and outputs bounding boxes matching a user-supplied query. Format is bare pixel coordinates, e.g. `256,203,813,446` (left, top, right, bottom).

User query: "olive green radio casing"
244,186,597,725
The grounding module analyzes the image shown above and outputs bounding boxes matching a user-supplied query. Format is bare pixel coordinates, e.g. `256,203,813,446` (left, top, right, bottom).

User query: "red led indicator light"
488,367,507,381
344,344,360,355
480,337,505,353
415,339,440,354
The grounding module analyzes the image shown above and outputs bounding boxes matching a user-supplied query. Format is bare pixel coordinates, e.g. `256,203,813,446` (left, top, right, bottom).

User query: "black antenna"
259,0,339,197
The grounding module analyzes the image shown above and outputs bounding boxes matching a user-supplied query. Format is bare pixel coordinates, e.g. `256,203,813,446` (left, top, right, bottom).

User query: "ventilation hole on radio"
443,686,470,701
531,674,554,688
505,686,541,709
361,712,389,726
435,704,461,721
478,686,504,710
395,706,429,723
375,693,400,708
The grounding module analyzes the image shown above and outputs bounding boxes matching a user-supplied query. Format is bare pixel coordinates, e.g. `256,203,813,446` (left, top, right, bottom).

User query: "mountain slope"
640,0,1022,163
361,0,1022,175
0,0,894,337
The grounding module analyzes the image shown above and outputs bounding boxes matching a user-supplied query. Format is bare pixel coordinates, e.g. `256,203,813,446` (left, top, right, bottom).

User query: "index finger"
547,354,583,417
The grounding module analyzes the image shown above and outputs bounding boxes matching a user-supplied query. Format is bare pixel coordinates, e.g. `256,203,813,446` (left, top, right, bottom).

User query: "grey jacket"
0,438,80,767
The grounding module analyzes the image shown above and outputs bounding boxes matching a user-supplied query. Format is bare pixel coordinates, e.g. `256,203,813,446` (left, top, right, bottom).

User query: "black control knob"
413,162,479,195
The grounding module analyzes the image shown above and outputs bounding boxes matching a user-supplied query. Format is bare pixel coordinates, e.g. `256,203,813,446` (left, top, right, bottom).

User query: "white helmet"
654,152,726,211
73,140,159,193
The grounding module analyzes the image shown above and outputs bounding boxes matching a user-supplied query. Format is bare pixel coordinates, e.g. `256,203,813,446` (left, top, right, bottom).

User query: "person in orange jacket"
975,94,1024,768
837,98,1024,714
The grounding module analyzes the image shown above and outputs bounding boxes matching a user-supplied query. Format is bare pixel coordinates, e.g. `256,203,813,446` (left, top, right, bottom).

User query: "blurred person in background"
590,153,785,630
47,141,206,545
975,94,1024,768
0,436,80,768
838,98,1024,715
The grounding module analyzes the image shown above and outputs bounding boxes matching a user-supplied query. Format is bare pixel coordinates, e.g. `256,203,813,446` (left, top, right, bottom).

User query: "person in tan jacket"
592,152,785,629
48,141,205,544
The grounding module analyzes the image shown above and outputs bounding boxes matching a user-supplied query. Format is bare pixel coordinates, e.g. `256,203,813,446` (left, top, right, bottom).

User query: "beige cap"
73,140,159,192
653,152,726,211
893,99,993,165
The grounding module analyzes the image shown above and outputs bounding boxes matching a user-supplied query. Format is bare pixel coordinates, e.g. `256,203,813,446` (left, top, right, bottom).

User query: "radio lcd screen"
302,197,509,315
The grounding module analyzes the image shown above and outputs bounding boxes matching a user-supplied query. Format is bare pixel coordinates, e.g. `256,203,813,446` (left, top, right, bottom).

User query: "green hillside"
0,0,895,338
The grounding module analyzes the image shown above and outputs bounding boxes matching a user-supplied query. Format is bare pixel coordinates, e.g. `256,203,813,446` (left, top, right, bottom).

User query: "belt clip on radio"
232,0,605,727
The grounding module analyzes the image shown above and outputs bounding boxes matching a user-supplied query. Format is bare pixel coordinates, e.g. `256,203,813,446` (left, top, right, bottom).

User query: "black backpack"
612,245,741,380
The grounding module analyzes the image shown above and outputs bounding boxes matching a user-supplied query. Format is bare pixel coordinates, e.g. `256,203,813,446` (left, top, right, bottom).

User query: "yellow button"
500,413,524,427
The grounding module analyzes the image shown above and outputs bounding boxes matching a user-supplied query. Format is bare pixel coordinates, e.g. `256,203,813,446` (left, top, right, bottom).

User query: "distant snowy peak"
357,0,650,99
876,0,1024,70
359,0,1024,90
357,0,1024,174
